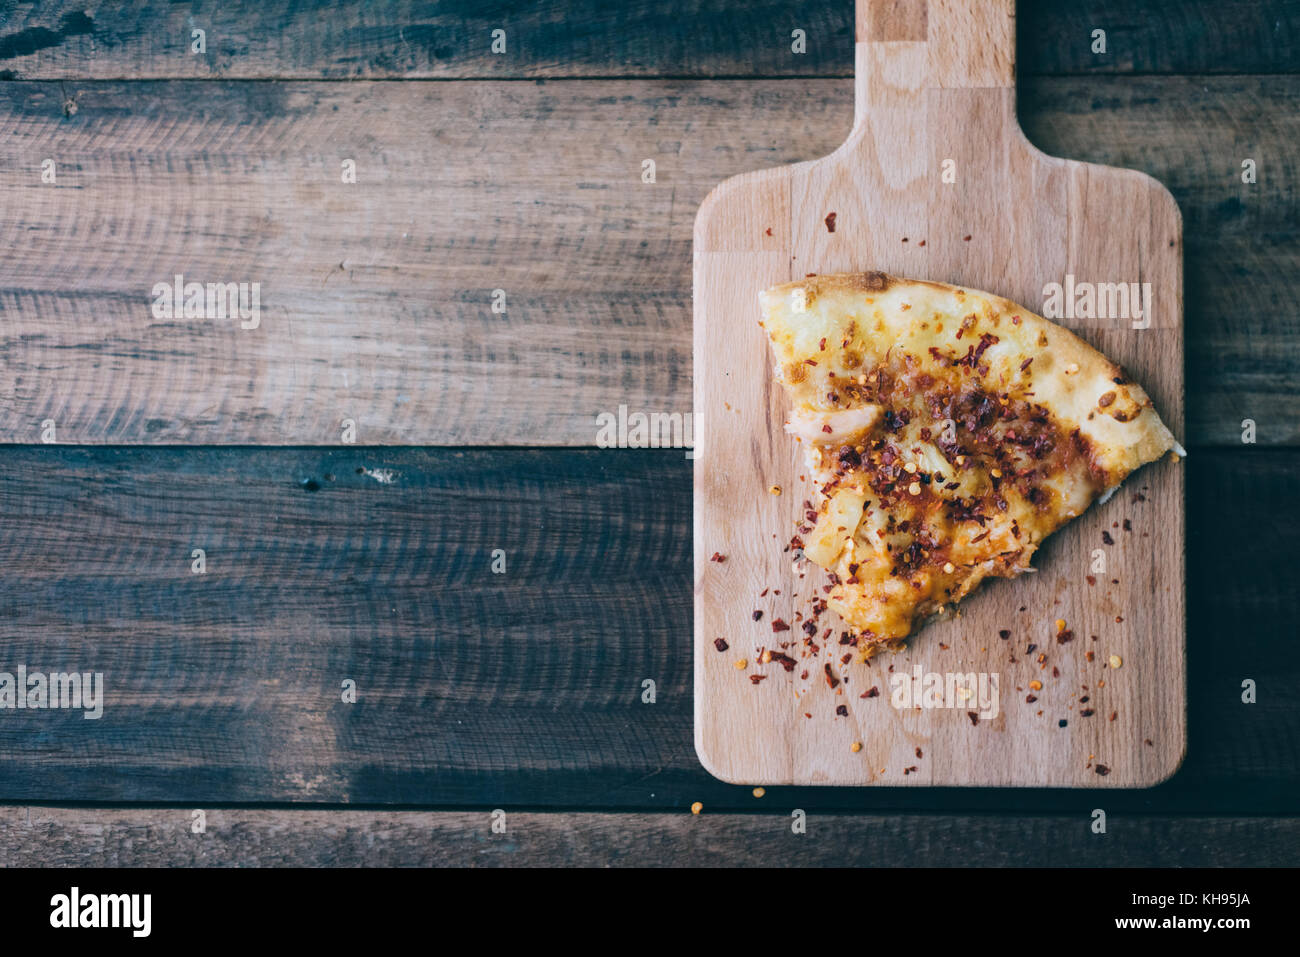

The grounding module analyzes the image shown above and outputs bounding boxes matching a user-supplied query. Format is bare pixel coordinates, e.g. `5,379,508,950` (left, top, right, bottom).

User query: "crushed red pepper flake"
771,618,791,633
1095,764,1111,776
710,552,726,562
968,712,980,726
824,212,837,232
861,686,880,699
769,651,798,672
713,637,729,652
835,704,848,716
750,674,766,684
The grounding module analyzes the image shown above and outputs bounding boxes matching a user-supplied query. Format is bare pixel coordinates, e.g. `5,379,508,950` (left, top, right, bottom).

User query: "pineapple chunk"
803,487,868,569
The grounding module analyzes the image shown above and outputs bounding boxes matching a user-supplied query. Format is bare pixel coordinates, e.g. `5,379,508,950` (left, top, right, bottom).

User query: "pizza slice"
759,271,1182,655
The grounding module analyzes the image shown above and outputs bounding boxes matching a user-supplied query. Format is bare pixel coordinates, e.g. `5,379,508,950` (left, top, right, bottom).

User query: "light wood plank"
1,807,1295,866
0,76,1292,444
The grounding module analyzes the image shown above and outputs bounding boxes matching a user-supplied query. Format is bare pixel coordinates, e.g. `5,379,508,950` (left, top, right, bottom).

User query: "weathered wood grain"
0,76,1293,445
0,1,1296,79
0,447,1292,810
1,807,1296,866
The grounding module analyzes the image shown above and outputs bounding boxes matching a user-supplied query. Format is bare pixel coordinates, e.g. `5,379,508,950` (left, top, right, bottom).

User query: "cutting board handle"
853,0,1015,119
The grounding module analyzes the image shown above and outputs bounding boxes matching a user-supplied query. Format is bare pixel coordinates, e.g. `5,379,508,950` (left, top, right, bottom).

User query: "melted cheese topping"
762,272,1178,651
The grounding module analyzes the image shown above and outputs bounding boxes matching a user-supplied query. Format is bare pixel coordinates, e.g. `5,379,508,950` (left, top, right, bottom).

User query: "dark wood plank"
0,76,1293,445
1019,0,1300,76
2,808,1296,866
0,446,1293,813
1,2,1297,79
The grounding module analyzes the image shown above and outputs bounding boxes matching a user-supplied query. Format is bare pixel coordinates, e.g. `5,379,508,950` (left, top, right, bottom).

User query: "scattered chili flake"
916,747,924,759
1123,519,1132,532
710,551,726,562
963,234,972,241
903,766,919,775
999,629,1011,640
1110,711,1118,722
1095,764,1110,776
764,227,772,237
769,651,798,672
713,637,729,652
968,712,980,726
861,686,880,699
1101,531,1114,545
1086,575,1096,586
749,674,766,684
1144,738,1153,747
824,212,837,232
1080,709,1095,717
1026,694,1038,703
824,663,840,688
835,704,848,716
771,618,791,633
1058,719,1068,728
1057,630,1075,644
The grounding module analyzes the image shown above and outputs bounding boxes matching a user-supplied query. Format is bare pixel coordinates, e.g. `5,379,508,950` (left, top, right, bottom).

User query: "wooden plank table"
0,0,1297,865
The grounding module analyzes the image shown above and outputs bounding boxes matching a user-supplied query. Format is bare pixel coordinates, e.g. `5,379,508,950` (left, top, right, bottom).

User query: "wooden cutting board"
693,0,1185,788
